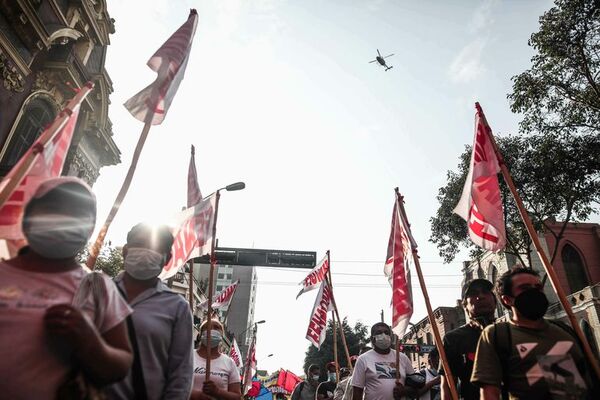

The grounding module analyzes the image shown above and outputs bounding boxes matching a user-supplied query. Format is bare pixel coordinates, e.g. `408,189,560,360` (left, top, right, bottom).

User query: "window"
218,273,224,279
216,285,222,292
477,266,485,279
1,96,57,174
426,332,433,345
562,244,589,293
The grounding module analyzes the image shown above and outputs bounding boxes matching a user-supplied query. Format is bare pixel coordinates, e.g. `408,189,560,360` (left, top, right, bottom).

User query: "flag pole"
86,118,152,269
395,188,459,400
205,189,221,380
325,251,353,371
476,103,600,381
188,261,195,311
328,253,340,381
395,336,401,383
0,83,94,209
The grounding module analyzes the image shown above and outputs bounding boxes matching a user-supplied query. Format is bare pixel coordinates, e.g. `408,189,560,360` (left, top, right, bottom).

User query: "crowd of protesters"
0,176,596,399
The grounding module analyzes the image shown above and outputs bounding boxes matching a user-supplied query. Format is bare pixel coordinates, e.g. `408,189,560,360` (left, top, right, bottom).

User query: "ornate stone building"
0,0,119,185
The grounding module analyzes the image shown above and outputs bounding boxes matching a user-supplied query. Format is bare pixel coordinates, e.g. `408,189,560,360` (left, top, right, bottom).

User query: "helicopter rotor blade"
384,54,394,58
377,49,381,57
369,59,377,63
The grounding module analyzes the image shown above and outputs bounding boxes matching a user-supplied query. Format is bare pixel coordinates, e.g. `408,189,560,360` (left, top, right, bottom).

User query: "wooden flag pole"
188,261,195,311
86,119,152,269
205,190,221,380
476,103,600,381
332,306,340,381
325,251,353,371
0,83,94,210
395,189,459,400
395,336,401,383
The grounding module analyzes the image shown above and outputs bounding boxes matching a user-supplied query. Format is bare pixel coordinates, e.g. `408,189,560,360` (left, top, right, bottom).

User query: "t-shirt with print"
192,352,241,392
352,349,414,400
0,262,132,400
471,321,590,400
439,324,482,400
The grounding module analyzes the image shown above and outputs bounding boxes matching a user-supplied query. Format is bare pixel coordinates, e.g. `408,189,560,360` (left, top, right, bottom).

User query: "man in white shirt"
352,322,415,400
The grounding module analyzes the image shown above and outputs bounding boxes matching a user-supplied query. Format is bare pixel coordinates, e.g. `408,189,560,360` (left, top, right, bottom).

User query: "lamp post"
205,181,246,380
240,320,266,344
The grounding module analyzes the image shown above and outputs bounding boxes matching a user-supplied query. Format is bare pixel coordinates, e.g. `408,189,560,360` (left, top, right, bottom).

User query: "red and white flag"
384,198,416,337
242,336,257,395
187,145,202,207
229,338,243,370
159,194,215,280
453,103,506,251
124,10,198,125
305,279,334,349
296,254,330,299
198,280,239,310
0,88,88,241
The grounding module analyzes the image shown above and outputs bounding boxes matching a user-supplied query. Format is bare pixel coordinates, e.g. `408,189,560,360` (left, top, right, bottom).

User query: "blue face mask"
200,330,223,348
328,372,336,382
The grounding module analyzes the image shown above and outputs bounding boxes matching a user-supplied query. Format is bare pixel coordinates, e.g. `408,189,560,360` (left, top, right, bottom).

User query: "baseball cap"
462,278,493,299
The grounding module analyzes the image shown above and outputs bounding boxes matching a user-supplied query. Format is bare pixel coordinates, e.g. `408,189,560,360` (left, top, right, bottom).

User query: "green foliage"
78,245,124,278
302,319,369,379
429,133,600,264
509,0,600,137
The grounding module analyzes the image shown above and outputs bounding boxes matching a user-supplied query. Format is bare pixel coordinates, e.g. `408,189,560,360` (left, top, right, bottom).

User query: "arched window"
0,96,57,174
581,320,599,357
561,244,589,293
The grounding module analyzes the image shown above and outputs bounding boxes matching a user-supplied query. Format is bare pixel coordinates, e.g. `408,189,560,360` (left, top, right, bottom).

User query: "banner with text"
305,280,334,349
296,254,329,299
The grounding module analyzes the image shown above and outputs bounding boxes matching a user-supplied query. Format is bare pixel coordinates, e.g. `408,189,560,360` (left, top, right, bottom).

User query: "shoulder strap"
493,322,512,400
115,283,148,400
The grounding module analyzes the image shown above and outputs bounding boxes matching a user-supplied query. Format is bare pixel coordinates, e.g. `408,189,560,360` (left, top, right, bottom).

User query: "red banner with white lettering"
0,92,85,241
305,279,334,349
384,198,415,337
159,193,215,280
229,338,243,370
198,280,239,311
453,103,506,251
296,254,329,299
242,336,257,395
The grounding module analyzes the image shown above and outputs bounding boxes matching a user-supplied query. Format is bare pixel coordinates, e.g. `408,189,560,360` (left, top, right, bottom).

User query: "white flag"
305,280,334,349
454,103,506,251
197,280,239,311
296,254,329,299
229,338,243,370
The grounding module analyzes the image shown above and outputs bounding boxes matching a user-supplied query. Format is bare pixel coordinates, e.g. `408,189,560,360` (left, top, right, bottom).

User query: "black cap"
462,279,493,299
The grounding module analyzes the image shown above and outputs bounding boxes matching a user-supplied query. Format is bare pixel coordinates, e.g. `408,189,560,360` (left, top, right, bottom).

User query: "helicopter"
369,49,394,71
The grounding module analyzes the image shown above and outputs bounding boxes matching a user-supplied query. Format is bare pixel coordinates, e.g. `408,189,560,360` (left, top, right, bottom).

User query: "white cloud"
469,0,500,34
448,38,487,83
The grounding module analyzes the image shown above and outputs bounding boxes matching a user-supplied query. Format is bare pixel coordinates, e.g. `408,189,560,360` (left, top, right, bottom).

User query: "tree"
78,244,124,277
429,133,600,265
303,319,369,379
509,0,600,137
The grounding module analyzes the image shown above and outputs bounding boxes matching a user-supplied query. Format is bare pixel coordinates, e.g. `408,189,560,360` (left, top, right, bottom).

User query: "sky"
95,0,557,375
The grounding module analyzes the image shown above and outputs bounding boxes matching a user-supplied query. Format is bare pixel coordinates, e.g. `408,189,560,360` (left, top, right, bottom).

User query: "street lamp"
224,182,245,192
239,320,265,341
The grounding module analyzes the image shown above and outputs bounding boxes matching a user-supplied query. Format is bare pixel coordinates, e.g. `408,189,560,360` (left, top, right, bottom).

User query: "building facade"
461,221,600,355
401,305,466,370
0,0,120,184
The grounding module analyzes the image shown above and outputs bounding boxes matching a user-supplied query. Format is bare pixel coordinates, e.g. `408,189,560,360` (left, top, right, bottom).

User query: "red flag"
159,194,216,280
305,280,334,349
453,103,506,251
187,145,202,207
296,254,330,299
384,198,415,337
229,338,243,369
198,280,239,310
277,370,302,393
124,10,198,125
242,336,257,395
0,91,87,241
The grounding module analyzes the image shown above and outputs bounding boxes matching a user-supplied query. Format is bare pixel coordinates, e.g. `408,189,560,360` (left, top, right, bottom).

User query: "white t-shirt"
0,262,132,400
192,352,241,392
352,349,414,400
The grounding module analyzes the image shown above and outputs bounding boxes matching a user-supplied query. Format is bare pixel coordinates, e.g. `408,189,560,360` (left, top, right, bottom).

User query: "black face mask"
513,288,549,320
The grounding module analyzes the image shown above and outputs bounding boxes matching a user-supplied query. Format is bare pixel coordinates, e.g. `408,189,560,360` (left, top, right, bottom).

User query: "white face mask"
124,247,165,280
24,213,94,259
200,330,223,348
374,333,392,350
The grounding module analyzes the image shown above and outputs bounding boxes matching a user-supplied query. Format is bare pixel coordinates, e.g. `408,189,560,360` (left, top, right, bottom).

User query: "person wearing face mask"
317,362,339,400
352,322,415,400
291,364,321,400
106,223,194,400
0,177,133,399
190,319,241,400
440,278,497,400
471,266,594,400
